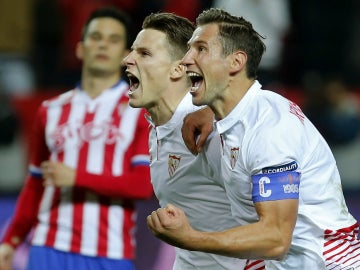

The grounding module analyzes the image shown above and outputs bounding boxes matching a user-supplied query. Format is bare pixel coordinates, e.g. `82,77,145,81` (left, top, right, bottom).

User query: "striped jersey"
148,93,264,269
216,80,360,269
13,80,151,259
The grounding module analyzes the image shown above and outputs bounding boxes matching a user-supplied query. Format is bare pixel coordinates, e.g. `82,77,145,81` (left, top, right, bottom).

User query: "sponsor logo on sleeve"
262,161,298,174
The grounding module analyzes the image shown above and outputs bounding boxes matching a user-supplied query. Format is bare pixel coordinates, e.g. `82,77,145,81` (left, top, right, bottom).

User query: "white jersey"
148,93,247,269
216,81,360,269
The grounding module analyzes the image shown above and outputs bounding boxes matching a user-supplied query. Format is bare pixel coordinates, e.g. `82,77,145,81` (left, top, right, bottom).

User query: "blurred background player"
0,6,152,270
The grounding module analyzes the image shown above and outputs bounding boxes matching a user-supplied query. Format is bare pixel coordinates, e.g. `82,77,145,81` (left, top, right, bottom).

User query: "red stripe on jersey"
102,94,126,175
70,109,96,253
122,202,135,259
70,189,86,253
97,195,111,257
244,259,266,270
44,189,61,247
323,222,360,268
45,102,71,247
98,95,128,256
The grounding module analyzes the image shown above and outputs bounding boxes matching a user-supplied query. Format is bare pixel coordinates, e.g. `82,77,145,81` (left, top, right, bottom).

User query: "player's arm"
148,198,298,260
181,106,214,155
1,105,48,251
41,161,152,199
76,165,152,199
0,175,47,269
0,175,45,248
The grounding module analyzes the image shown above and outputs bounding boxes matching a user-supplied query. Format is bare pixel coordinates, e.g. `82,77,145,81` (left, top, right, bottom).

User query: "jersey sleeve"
245,104,303,203
75,108,153,199
245,106,303,175
1,105,49,248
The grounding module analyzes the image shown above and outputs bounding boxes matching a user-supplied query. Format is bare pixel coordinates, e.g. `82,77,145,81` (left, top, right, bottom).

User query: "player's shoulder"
41,89,76,108
253,89,303,127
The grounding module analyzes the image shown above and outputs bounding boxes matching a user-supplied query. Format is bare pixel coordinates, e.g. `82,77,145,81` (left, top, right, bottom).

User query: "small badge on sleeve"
252,171,300,202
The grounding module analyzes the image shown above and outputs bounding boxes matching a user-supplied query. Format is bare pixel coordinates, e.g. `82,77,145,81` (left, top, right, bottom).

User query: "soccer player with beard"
123,12,264,270
0,7,152,270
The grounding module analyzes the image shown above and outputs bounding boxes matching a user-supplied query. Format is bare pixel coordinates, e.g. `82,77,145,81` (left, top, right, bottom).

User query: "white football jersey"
148,93,248,269
216,81,360,269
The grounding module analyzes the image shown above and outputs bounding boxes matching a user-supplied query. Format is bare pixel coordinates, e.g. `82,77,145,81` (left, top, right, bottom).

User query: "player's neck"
81,73,121,99
213,78,255,120
148,89,186,126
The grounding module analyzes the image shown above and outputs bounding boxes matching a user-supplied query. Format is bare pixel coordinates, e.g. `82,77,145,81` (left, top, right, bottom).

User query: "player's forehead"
132,29,168,50
188,24,220,46
86,17,126,37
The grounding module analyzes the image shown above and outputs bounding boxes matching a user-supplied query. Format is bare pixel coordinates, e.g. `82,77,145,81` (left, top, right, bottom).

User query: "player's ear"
76,42,84,60
230,50,247,74
170,61,186,80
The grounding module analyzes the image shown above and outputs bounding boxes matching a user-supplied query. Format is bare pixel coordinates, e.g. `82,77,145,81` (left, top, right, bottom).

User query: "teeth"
190,86,200,93
187,72,201,78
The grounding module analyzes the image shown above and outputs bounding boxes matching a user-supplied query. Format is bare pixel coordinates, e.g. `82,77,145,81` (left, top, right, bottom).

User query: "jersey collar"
146,93,194,140
216,80,261,134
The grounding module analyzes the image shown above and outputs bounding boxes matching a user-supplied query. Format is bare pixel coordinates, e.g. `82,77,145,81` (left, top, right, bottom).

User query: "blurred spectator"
0,0,35,195
344,0,360,86
212,0,291,88
31,0,64,89
162,0,213,22
284,1,355,86
304,73,360,146
0,0,35,96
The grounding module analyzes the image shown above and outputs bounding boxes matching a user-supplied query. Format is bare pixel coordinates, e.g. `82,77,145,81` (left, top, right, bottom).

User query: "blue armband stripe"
29,164,43,179
252,171,300,202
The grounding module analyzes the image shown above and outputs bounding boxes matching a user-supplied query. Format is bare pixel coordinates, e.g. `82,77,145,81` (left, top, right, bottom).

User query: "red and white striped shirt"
2,80,152,259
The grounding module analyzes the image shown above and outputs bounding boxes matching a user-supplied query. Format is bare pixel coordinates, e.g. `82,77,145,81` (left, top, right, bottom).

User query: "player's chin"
128,98,141,108
190,94,204,107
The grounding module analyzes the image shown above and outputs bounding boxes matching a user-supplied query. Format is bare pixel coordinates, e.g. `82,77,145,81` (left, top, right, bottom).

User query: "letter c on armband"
259,177,271,197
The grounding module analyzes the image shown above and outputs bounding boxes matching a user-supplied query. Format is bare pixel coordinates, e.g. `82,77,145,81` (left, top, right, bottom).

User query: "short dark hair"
81,6,133,49
196,8,266,79
142,12,195,60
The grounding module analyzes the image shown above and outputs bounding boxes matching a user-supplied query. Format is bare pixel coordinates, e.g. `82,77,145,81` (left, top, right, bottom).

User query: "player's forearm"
75,166,153,199
1,176,44,248
183,222,290,260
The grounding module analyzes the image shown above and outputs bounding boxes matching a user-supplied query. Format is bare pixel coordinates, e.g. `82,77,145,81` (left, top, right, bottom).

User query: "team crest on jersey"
168,154,181,177
230,147,240,169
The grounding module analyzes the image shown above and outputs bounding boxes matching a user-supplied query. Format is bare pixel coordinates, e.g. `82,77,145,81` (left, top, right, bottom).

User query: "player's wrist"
1,235,21,249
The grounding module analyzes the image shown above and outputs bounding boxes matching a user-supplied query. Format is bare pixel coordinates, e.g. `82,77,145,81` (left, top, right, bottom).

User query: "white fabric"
148,93,246,269
216,81,360,269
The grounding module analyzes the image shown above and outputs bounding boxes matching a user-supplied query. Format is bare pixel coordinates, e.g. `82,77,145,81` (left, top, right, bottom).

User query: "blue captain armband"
252,171,300,203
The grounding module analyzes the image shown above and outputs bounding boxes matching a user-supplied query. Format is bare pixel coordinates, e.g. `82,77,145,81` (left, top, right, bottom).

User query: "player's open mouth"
126,72,140,93
187,71,203,93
